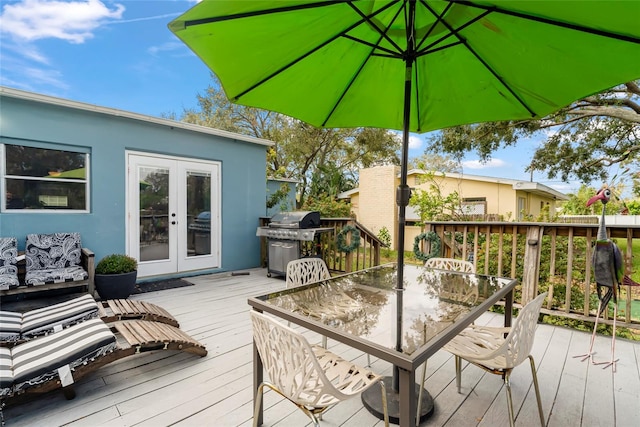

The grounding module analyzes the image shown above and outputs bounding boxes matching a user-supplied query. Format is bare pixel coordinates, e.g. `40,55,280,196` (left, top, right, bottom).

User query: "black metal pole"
392,0,416,393
362,3,433,424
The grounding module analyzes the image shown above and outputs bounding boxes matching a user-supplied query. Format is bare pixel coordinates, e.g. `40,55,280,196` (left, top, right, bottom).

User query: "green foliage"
302,194,352,218
266,183,291,210
413,232,441,262
96,254,138,275
560,184,628,215
425,80,640,188
177,75,401,208
626,199,640,214
377,226,392,247
336,225,361,253
409,171,462,221
377,226,392,257
617,239,640,282
409,153,462,173
308,163,354,199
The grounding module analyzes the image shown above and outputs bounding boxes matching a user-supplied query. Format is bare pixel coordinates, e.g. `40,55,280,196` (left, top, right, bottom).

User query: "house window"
2,144,89,211
518,197,526,220
461,197,486,215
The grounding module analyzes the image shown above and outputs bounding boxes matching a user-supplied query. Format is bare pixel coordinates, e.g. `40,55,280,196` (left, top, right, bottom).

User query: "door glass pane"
186,170,211,257
139,166,170,262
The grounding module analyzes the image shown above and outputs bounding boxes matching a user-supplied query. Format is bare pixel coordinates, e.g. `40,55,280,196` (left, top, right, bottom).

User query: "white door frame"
126,151,221,278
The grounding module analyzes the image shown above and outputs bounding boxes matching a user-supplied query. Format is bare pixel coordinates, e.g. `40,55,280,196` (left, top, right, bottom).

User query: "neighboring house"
339,165,569,251
0,87,273,279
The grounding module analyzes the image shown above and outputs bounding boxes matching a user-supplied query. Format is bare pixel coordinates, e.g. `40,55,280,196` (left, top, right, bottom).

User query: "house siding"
0,88,270,276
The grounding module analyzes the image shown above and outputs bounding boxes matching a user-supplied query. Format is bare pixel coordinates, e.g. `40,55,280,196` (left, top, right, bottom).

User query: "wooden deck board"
2,267,639,427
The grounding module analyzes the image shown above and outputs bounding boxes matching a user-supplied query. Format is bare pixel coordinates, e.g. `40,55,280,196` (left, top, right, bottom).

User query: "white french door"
127,152,220,277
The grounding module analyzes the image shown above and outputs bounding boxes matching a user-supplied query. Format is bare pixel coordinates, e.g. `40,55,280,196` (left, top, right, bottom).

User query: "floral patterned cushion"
25,233,83,271
0,237,19,290
25,266,88,286
24,233,88,286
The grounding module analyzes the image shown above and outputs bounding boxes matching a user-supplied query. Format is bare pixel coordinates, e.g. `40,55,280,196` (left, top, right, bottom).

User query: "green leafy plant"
96,254,138,275
377,226,392,257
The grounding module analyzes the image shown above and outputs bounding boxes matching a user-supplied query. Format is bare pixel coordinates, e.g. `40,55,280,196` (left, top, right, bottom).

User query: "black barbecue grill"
256,211,333,277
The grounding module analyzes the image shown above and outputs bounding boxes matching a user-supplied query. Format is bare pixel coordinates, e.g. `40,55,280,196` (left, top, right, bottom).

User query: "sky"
0,0,587,195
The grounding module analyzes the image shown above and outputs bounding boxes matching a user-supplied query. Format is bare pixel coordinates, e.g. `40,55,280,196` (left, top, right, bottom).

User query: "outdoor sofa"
0,233,95,297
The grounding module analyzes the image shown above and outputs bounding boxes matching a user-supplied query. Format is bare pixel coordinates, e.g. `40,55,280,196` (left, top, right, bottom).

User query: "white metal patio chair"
443,292,548,427
286,258,372,366
285,258,331,346
424,257,475,273
285,258,331,289
250,311,388,427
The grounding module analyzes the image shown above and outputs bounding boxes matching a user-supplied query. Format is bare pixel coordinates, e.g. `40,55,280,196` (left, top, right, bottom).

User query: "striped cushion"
21,294,99,338
0,347,12,392
11,318,116,386
0,311,22,342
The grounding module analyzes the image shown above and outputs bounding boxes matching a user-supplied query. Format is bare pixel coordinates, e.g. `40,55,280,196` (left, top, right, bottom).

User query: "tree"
426,80,640,189
172,76,401,208
409,171,462,222
408,153,462,173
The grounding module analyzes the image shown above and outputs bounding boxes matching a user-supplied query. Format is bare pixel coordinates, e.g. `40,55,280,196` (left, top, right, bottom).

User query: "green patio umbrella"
169,0,640,422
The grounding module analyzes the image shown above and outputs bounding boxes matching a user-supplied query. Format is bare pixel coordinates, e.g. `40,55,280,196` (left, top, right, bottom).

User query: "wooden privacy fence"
422,221,640,328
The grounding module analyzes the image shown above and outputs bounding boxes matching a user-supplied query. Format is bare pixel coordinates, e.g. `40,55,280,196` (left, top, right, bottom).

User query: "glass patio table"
248,263,516,427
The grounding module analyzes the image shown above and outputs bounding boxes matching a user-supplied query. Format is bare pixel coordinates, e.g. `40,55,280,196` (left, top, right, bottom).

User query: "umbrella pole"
362,4,434,423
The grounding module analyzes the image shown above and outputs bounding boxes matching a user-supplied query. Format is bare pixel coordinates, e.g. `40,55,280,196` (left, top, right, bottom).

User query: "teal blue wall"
0,94,268,275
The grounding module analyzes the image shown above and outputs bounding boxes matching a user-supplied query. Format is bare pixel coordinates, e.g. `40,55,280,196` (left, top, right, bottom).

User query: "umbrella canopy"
169,1,640,133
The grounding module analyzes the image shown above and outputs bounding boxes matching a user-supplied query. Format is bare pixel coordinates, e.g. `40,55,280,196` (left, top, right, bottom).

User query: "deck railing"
421,221,640,328
258,217,384,275
317,218,383,273
259,216,640,329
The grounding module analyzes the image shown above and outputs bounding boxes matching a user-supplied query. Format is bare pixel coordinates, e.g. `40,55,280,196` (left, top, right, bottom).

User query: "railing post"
522,226,544,305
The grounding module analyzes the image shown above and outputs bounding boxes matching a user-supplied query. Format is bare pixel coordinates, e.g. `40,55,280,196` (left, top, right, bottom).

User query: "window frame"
1,143,91,213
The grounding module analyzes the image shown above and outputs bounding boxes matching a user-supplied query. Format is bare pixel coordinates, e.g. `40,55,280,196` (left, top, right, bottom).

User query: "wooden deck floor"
3,268,640,427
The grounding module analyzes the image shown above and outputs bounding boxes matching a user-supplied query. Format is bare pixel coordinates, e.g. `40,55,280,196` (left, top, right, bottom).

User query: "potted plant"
94,254,138,300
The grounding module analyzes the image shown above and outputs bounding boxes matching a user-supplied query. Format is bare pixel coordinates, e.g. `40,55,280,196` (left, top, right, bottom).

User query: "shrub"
96,254,138,274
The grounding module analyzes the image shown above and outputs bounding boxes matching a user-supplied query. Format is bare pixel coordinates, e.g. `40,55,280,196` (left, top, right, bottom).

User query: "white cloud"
408,135,422,150
148,41,186,56
462,158,507,169
0,0,125,43
108,12,181,25
391,131,423,151
23,66,69,89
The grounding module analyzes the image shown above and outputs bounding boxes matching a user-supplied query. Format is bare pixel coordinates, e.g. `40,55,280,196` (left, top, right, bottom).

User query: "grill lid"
269,211,320,229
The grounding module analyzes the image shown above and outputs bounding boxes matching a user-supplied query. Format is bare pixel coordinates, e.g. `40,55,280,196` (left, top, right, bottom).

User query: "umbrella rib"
419,5,537,117
417,3,491,55
415,0,454,52
181,0,346,27
347,0,406,55
229,1,407,101
319,2,409,127
343,34,402,58
230,11,389,101
455,0,640,44
321,33,387,128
